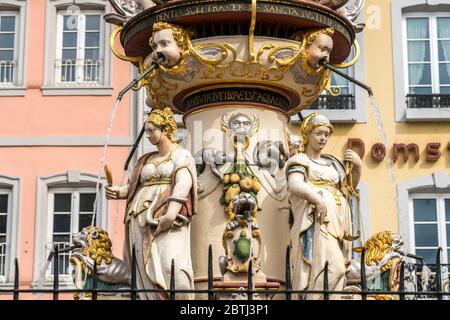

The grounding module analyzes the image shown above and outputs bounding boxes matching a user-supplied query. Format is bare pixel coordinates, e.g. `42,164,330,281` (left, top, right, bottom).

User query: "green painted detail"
367,271,391,292
80,272,129,291
233,231,251,262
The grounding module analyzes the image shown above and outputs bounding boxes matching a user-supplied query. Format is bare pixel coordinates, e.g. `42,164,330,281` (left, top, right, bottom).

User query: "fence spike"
247,260,253,301
285,246,291,300
131,245,137,300
399,261,405,300
208,244,213,300
360,247,367,300
170,259,175,300
323,261,329,300
13,258,19,300
53,245,59,300
92,260,98,300
435,247,442,301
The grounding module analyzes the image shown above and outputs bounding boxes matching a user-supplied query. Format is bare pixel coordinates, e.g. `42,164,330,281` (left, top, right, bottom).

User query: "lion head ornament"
345,231,404,300
70,226,131,298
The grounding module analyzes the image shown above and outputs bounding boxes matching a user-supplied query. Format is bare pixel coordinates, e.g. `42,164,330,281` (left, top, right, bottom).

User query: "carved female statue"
106,107,197,300
286,113,362,299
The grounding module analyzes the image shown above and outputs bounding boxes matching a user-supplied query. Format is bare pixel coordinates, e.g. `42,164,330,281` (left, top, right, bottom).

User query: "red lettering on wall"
426,143,441,161
371,143,386,162
393,143,419,163
347,138,365,159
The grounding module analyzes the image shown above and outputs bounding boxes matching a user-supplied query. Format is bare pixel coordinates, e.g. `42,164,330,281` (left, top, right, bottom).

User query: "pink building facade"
0,0,139,297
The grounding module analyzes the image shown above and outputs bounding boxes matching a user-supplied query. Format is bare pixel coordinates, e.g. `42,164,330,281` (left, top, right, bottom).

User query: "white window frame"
402,13,450,95
0,189,12,283
46,187,97,282
0,0,27,96
392,0,450,121
0,11,19,85
33,171,108,287
54,10,104,86
408,193,450,264
0,175,20,286
42,0,113,96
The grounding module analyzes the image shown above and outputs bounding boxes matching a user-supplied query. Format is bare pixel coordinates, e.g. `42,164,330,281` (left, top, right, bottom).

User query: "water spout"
320,60,373,96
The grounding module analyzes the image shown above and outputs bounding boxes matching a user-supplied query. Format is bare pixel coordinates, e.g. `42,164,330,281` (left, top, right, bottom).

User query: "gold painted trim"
249,0,257,62
110,26,142,64
324,70,341,96
332,39,360,69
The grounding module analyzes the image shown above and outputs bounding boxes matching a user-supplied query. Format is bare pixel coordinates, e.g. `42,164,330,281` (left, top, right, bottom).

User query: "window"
46,189,96,279
404,15,450,95
0,191,10,282
0,0,26,96
55,12,103,86
33,171,107,285
410,195,450,265
0,13,17,85
42,0,113,96
392,1,450,121
0,175,20,285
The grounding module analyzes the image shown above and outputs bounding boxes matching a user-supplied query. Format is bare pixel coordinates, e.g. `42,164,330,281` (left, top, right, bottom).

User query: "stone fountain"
105,0,365,299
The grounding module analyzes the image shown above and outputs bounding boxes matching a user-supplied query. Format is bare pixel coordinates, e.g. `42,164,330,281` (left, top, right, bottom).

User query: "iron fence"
0,245,449,300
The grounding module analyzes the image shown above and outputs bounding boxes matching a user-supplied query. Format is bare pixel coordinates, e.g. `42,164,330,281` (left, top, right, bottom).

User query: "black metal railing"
0,245,449,300
406,94,450,109
310,95,355,110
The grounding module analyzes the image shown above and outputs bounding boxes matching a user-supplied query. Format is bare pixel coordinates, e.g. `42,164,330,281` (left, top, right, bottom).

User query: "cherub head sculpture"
300,112,334,152
146,107,178,143
299,27,334,74
148,22,189,68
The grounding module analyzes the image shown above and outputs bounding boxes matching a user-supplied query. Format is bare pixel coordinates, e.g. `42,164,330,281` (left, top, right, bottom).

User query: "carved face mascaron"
229,113,253,137
306,33,334,69
150,28,182,68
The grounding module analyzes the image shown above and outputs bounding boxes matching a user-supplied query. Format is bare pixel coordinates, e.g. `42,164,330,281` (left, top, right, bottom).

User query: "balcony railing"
310,94,355,110
55,59,103,86
50,242,72,277
0,61,15,84
406,94,450,109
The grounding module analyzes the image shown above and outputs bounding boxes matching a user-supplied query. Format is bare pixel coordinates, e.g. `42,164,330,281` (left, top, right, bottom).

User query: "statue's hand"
105,186,120,200
315,199,327,224
154,211,177,236
344,149,362,168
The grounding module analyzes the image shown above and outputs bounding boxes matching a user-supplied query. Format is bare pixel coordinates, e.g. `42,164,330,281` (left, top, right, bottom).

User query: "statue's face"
150,28,182,67
306,33,333,69
307,125,331,152
229,114,252,136
145,122,164,145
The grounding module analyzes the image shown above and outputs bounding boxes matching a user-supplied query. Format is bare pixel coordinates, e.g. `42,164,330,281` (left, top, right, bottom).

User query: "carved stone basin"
120,0,355,64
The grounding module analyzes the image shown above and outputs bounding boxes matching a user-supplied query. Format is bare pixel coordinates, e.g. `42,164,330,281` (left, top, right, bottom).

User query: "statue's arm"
288,172,322,206
154,167,192,235
287,172,327,223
